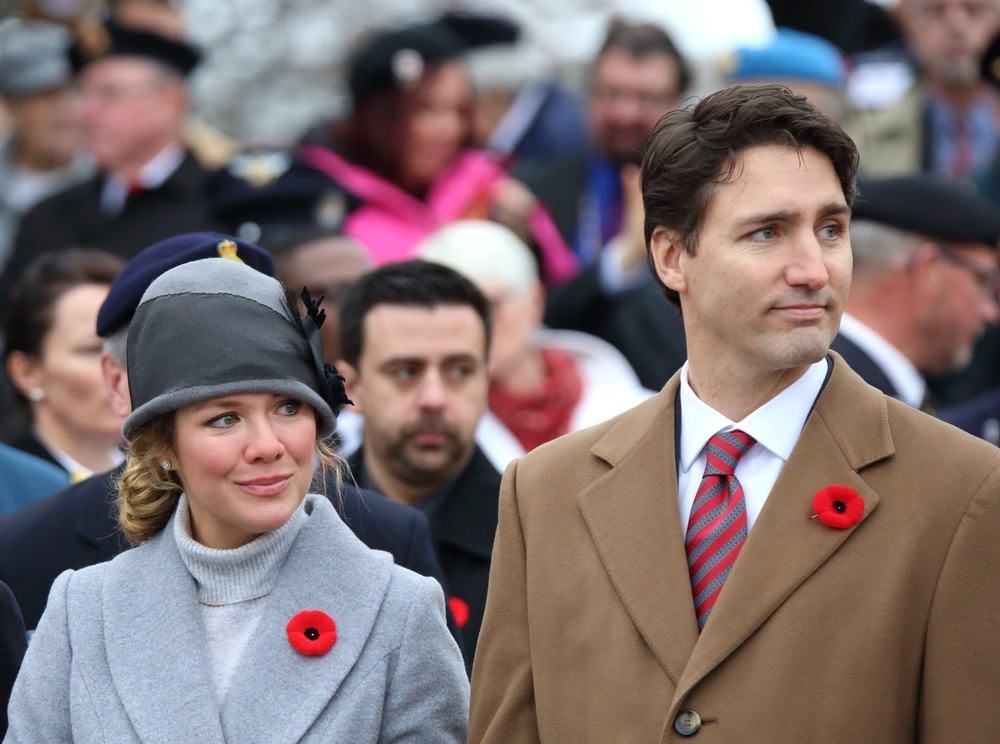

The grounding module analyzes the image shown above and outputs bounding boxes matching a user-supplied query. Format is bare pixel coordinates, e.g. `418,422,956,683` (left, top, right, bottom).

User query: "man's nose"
786,233,831,290
416,369,448,409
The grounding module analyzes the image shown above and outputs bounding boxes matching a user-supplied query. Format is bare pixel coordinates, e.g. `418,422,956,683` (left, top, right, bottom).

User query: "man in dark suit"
831,175,1000,410
0,235,457,656
0,21,217,297
337,261,503,667
0,579,26,739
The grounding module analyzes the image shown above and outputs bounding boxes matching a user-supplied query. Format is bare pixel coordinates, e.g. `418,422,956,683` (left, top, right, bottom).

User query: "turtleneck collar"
172,493,311,606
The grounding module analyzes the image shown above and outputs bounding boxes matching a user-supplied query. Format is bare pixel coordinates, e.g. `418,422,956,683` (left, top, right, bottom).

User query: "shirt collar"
678,357,829,474
837,313,925,408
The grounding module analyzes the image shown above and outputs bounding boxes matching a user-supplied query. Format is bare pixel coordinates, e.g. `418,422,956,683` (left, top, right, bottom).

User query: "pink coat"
299,145,579,285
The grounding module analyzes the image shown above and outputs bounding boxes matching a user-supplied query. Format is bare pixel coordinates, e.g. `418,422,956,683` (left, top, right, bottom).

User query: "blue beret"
96,232,275,337
730,28,846,89
853,175,1000,247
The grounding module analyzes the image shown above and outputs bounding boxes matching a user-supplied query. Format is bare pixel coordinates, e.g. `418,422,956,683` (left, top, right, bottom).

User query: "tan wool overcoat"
469,353,1000,743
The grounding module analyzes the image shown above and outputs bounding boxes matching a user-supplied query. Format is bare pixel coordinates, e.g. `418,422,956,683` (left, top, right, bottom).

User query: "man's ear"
336,360,362,414
101,352,132,419
649,226,689,296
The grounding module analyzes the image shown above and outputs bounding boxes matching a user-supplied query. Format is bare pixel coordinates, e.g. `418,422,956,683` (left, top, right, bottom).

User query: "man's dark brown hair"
597,17,691,95
641,84,860,308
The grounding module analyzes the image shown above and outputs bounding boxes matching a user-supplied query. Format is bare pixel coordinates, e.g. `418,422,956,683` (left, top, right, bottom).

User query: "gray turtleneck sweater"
172,494,309,707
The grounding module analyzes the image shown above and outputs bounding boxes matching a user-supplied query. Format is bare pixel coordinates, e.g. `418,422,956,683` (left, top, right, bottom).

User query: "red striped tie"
685,429,756,631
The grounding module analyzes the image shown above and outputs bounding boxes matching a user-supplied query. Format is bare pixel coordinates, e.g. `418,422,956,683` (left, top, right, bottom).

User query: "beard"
382,414,471,488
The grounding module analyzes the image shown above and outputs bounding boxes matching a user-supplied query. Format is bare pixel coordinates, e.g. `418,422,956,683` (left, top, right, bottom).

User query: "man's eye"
446,364,475,380
819,224,842,240
393,367,417,381
749,228,776,241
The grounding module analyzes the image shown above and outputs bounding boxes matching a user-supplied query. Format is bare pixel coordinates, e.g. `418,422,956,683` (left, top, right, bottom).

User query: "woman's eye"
207,413,238,428
277,400,301,416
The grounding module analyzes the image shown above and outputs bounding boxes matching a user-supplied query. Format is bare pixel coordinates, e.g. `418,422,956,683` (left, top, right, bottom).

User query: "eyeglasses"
936,244,1000,301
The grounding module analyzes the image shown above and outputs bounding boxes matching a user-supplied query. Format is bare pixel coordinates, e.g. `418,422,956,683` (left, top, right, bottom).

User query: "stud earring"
161,459,171,470
27,388,44,402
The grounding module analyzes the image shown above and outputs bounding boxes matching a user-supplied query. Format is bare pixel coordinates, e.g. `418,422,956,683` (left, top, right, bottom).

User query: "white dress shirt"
677,358,829,538
100,143,186,216
837,313,925,408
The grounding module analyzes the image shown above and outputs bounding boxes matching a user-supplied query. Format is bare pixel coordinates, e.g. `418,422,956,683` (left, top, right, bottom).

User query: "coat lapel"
577,376,700,685
669,354,894,714
220,496,394,743
103,525,225,744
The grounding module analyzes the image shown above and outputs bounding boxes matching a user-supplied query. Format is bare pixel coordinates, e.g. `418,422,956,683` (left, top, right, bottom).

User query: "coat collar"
73,464,128,557
103,495,395,743
578,352,893,695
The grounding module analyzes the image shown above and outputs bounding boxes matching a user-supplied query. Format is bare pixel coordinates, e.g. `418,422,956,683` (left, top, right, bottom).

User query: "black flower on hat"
299,288,353,412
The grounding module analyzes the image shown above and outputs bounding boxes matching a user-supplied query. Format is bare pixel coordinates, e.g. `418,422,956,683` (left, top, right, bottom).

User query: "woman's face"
29,283,123,439
170,392,318,550
398,60,471,192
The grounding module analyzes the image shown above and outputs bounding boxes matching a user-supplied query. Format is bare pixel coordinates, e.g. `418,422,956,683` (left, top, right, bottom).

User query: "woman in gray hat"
4,256,469,743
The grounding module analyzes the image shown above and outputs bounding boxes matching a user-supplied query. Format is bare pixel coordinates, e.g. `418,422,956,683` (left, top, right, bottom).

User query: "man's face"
915,242,1000,373
652,145,852,376
77,56,186,172
589,49,682,166
900,0,1000,89
348,304,488,490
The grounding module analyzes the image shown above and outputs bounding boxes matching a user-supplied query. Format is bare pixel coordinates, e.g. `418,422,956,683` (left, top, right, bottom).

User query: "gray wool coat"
3,495,469,743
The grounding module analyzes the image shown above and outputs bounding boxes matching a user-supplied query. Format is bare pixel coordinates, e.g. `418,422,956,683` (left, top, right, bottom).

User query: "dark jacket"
0,152,218,297
0,579,26,739
939,386,1000,444
0,464,452,634
349,446,502,667
545,265,687,391
829,334,900,398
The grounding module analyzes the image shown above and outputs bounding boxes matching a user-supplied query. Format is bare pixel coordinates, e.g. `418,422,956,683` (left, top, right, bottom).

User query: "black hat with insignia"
70,19,201,77
96,232,275,337
348,12,519,105
207,151,360,246
853,175,1000,248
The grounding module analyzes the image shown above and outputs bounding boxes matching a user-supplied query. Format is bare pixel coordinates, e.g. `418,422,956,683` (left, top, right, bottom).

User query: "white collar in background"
100,143,185,216
679,358,829,474
837,313,925,408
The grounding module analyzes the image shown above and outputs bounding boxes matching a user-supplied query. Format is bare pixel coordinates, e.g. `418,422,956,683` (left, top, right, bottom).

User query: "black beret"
982,28,1000,90
207,151,360,245
852,175,1000,248
70,20,201,78
348,12,519,105
96,232,275,337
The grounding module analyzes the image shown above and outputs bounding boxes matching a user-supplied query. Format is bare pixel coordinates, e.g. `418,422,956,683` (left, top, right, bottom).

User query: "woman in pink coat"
299,15,578,286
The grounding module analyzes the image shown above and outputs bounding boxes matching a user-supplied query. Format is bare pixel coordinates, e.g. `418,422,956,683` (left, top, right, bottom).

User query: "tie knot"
704,430,756,477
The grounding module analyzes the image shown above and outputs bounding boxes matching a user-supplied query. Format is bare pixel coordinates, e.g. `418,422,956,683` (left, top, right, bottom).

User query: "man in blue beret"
0,233,463,661
830,175,1000,411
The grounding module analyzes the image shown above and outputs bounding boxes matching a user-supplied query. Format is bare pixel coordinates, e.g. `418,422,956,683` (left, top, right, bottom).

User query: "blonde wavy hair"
115,410,343,544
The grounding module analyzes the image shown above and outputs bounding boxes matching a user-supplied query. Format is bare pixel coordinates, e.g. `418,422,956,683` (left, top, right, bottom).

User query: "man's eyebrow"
734,203,851,229
379,356,427,369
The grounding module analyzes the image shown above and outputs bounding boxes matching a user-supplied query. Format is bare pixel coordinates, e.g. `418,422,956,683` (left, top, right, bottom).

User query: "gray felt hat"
122,258,343,440
0,19,73,99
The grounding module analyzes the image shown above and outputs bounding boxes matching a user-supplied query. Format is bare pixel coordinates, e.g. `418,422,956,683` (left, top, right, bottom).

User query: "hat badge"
76,20,112,60
217,239,244,263
391,48,424,86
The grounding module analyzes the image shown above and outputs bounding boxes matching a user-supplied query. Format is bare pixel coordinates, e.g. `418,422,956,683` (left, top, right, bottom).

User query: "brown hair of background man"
641,83,860,308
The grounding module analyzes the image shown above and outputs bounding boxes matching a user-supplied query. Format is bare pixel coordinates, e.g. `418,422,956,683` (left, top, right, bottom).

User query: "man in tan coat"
469,84,1000,742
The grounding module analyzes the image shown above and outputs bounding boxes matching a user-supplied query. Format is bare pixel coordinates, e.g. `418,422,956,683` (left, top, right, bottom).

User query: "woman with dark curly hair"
5,255,468,743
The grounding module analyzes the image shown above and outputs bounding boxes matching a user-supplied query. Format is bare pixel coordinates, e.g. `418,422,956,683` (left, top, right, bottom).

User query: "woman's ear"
5,350,41,399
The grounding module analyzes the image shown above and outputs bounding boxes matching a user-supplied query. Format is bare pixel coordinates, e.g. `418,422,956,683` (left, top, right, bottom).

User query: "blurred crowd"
6,0,1000,730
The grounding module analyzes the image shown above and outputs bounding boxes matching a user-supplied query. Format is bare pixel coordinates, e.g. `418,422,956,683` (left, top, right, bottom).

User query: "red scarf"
489,349,583,453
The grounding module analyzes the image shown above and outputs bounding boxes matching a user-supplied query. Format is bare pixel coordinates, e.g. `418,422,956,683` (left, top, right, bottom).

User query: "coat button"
674,709,701,736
